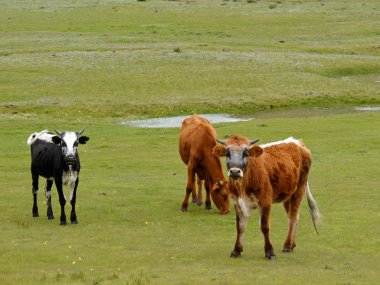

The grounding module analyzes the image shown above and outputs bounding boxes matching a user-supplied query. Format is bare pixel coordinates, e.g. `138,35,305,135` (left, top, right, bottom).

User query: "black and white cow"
27,129,89,225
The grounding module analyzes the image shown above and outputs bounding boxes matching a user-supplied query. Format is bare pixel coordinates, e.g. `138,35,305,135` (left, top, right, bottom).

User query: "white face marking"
61,132,79,157
260,137,302,149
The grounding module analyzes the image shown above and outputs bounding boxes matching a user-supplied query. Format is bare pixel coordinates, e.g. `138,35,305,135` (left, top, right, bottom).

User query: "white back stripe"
260,137,302,149
27,130,54,145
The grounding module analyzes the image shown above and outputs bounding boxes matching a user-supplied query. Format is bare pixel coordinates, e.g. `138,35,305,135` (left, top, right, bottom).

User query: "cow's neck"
229,178,258,217
229,178,242,194
63,160,78,172
63,165,78,186
244,157,263,187
205,156,225,183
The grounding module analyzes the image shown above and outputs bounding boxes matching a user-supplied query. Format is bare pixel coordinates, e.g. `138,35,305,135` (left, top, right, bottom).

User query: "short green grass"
1,111,379,284
0,0,380,284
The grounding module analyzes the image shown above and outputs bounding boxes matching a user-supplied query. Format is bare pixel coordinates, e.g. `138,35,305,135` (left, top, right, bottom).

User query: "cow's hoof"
180,207,187,212
192,200,202,206
230,250,241,258
60,221,67,226
48,216,54,220
282,248,293,253
205,205,212,211
33,213,39,218
71,220,78,224
265,254,276,260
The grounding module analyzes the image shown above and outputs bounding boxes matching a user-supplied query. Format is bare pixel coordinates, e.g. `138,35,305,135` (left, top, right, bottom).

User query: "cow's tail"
27,130,50,146
306,181,322,236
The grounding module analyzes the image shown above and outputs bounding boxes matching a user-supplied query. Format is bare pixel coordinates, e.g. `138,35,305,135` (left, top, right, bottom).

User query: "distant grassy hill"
1,0,379,119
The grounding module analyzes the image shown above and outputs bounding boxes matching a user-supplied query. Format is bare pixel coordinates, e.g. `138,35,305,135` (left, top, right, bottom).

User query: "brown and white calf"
179,115,230,214
213,135,321,259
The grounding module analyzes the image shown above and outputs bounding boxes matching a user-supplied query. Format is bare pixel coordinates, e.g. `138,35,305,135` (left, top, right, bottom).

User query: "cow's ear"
79,136,90,144
213,145,227,157
51,136,61,145
212,179,223,193
249,146,263,157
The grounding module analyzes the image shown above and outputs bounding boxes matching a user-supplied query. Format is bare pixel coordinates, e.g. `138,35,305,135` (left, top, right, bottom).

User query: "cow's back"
247,140,311,201
179,115,217,165
262,139,311,165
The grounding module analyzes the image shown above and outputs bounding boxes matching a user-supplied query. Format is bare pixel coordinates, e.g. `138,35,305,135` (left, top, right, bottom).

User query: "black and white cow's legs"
55,178,67,225
70,178,79,224
45,179,54,220
32,173,39,217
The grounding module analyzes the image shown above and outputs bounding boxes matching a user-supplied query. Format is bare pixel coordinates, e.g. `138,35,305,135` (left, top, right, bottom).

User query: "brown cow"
213,135,321,259
179,115,230,214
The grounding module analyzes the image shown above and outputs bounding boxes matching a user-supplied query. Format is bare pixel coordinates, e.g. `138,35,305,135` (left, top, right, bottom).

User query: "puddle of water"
120,106,379,128
353,106,380,111
120,114,253,128
252,106,380,119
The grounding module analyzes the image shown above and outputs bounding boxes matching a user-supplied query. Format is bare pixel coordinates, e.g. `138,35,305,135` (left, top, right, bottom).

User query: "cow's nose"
228,168,243,179
220,209,230,215
66,156,76,165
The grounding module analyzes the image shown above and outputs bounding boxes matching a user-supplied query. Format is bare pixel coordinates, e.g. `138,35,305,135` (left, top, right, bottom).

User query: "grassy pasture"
1,111,379,285
0,0,380,284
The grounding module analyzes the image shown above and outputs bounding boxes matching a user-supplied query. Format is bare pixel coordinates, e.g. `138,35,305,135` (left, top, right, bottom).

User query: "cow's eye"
62,147,67,155
226,149,231,158
243,149,249,157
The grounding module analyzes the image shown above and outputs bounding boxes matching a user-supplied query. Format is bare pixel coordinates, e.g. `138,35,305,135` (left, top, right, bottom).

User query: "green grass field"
1,0,379,284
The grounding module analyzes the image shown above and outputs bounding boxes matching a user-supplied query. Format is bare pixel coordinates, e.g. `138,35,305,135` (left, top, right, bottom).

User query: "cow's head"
211,178,230,214
213,135,262,180
52,129,89,166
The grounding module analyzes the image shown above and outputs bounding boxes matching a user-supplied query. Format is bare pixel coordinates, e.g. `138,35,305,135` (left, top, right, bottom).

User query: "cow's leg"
260,205,276,259
70,178,79,224
283,193,303,252
192,175,203,206
55,178,67,225
181,164,195,212
191,176,197,205
204,181,212,210
32,172,39,217
45,179,54,220
230,205,248,258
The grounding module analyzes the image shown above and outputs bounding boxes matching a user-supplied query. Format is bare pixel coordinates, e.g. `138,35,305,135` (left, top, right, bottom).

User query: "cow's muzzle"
220,209,231,215
228,168,243,179
65,156,76,166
